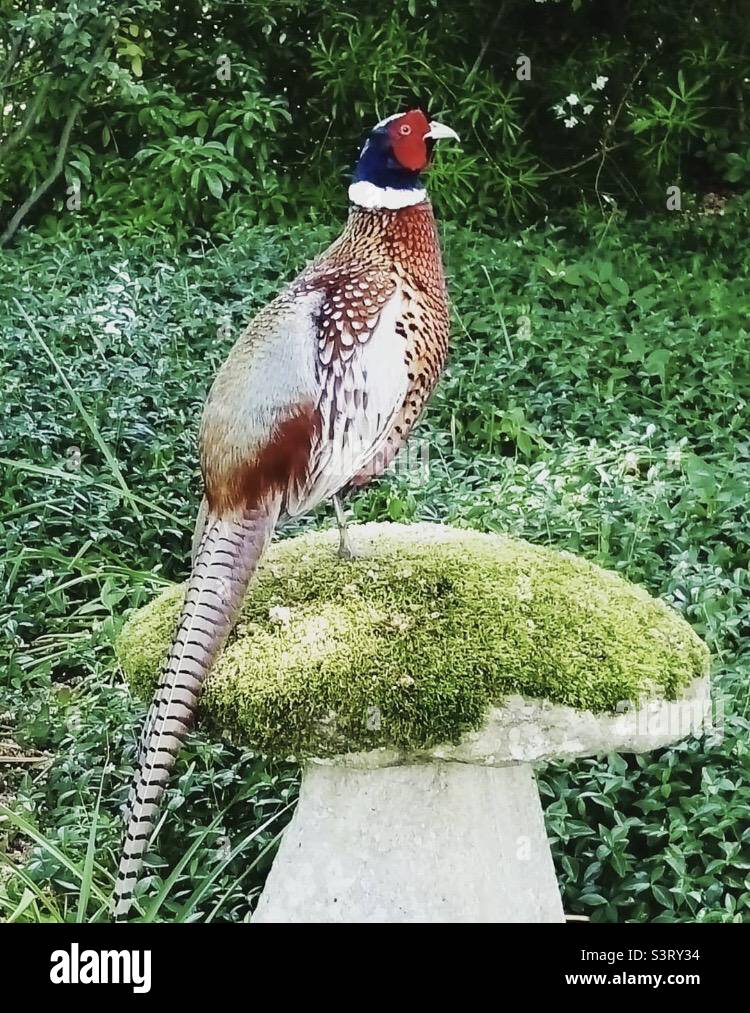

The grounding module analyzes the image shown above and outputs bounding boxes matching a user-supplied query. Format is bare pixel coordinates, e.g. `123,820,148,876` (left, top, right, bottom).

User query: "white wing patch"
289,286,408,515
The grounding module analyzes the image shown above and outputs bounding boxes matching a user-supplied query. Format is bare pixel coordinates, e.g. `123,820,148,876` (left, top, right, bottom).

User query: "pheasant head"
349,108,459,209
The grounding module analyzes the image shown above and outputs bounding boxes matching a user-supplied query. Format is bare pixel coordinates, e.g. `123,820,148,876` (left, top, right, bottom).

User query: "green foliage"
1,1,749,244
540,733,750,924
1,201,749,920
629,70,710,173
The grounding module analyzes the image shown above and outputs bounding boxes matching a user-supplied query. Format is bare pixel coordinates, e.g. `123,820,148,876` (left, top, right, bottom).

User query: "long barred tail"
113,500,280,919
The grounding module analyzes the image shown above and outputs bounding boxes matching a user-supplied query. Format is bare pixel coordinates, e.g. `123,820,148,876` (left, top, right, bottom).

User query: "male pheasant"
113,108,458,918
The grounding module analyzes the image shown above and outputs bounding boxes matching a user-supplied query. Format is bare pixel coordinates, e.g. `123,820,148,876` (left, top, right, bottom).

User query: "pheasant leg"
333,494,356,560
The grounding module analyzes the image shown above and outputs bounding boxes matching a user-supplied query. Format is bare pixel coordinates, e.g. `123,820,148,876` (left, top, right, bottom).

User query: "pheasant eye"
399,124,412,135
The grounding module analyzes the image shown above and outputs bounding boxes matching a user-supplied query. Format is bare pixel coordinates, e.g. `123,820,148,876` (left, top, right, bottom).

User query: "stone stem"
253,761,565,923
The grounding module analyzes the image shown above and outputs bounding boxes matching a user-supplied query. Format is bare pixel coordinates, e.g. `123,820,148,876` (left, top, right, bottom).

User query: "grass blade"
0,804,111,908
76,774,105,923
177,801,295,922
12,298,142,520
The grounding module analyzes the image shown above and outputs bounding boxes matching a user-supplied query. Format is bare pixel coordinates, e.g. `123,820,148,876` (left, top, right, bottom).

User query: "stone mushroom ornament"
117,523,711,922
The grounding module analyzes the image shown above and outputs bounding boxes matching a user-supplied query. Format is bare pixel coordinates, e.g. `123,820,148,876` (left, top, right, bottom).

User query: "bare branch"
0,74,51,163
0,12,121,246
0,99,78,245
4,59,59,92
594,47,659,210
545,141,627,177
467,2,507,80
1,32,25,85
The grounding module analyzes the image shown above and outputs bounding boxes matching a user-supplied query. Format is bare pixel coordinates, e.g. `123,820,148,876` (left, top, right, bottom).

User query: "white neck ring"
348,180,427,210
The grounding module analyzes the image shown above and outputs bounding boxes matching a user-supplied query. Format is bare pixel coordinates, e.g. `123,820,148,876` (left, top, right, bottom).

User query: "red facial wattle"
387,109,431,172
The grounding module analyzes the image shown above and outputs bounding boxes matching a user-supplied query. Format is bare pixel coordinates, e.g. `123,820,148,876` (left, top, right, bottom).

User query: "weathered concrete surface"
311,675,712,770
252,676,712,923
252,762,565,923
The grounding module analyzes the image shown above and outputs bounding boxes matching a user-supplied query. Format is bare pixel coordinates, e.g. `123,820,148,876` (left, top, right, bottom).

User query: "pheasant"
113,107,459,918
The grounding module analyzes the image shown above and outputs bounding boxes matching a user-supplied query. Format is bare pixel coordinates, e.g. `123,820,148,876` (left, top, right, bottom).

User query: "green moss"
115,522,710,758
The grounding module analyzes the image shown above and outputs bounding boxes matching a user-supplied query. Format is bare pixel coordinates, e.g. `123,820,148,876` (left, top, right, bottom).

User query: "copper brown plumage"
113,108,458,918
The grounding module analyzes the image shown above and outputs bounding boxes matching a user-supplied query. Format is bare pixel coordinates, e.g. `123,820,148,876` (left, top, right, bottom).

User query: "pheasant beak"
424,121,460,143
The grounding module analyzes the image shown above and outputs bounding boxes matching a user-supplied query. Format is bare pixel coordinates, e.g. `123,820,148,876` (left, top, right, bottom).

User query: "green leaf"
643,348,670,381
205,171,224,199
625,332,646,361
578,893,609,907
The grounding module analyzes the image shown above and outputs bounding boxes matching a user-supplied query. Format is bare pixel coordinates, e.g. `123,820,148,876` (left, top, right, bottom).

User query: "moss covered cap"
116,523,710,760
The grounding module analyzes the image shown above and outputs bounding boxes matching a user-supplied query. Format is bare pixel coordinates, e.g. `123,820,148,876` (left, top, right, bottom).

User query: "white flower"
566,93,579,105
564,116,578,128
592,75,609,91
583,104,594,115
553,103,565,117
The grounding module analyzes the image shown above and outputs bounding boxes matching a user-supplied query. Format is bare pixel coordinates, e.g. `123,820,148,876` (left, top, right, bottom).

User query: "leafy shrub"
1,201,748,919
1,0,749,245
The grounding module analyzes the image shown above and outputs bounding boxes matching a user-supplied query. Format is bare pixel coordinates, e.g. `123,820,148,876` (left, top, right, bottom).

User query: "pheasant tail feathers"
113,499,280,918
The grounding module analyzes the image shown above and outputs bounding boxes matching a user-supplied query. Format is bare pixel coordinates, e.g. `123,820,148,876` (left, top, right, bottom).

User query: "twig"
594,47,659,210
0,32,25,86
3,59,65,92
0,13,120,246
0,75,51,163
468,3,507,80
0,101,78,245
546,141,627,177
3,4,108,92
